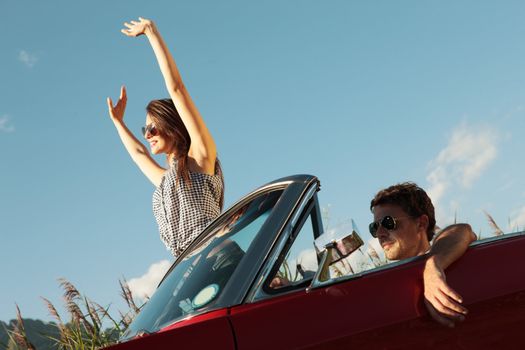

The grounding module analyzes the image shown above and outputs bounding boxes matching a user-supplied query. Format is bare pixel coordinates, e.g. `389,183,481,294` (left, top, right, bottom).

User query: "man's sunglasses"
142,124,159,137
369,215,411,238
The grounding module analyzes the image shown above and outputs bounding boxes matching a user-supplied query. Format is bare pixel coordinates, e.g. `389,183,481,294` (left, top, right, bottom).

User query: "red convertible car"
105,175,525,349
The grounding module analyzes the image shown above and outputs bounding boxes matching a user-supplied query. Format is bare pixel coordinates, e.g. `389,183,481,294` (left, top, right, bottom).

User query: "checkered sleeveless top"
152,158,224,258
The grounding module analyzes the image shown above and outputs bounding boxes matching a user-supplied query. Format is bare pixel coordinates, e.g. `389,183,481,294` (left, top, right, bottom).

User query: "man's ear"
418,214,429,233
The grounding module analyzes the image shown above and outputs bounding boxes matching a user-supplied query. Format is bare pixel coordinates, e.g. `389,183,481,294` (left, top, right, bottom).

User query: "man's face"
372,203,429,260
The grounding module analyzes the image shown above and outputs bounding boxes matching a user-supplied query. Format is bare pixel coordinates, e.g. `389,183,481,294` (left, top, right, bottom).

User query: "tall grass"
3,305,36,350
4,279,139,350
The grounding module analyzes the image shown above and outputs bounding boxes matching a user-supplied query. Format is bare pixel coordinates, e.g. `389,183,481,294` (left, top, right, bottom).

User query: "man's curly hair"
370,182,436,242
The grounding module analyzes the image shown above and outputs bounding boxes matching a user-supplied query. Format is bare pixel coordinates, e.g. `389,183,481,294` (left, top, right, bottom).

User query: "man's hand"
423,256,468,327
423,223,475,327
269,276,290,289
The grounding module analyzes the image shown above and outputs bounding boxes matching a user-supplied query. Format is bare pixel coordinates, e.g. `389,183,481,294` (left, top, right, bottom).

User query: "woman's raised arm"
121,18,217,175
107,86,166,186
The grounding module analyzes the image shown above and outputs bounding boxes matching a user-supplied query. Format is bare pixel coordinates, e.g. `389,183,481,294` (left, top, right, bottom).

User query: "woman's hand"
121,17,154,37
107,86,127,122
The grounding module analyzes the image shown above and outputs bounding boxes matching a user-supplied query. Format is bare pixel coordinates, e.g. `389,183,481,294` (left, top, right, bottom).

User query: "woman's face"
145,114,173,155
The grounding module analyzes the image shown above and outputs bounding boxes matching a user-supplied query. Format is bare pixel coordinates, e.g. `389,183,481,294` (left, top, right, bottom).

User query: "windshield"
122,189,283,339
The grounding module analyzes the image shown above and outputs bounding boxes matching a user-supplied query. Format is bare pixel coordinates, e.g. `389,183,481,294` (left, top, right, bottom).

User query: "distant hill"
0,318,60,350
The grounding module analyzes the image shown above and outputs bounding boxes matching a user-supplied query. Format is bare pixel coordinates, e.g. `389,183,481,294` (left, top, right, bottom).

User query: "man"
370,182,476,328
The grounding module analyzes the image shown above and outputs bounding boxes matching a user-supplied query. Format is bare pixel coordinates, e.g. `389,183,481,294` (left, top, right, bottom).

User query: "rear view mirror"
325,231,364,263
309,231,364,288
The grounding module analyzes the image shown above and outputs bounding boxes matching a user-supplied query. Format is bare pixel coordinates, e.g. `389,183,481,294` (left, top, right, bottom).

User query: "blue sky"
2,0,525,322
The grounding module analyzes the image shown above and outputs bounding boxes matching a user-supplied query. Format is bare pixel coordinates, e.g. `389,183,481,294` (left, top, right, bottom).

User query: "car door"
228,202,426,350
229,195,525,349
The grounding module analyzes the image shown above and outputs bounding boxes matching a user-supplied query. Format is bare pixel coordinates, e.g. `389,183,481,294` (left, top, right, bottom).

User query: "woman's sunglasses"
142,124,159,137
369,215,411,238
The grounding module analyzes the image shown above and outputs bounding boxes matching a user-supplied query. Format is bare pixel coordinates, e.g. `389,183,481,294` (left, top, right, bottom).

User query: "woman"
107,18,224,258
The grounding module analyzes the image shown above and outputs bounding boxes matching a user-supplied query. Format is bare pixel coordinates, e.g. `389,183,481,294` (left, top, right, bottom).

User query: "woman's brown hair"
146,98,191,184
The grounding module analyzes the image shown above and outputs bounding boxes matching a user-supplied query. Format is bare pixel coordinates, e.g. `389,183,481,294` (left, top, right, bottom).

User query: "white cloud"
426,122,498,223
0,115,15,133
426,165,449,206
127,260,171,301
18,50,38,68
509,206,525,232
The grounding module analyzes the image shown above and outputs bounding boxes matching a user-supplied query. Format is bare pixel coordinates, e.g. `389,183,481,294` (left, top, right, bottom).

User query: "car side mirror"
309,231,364,288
